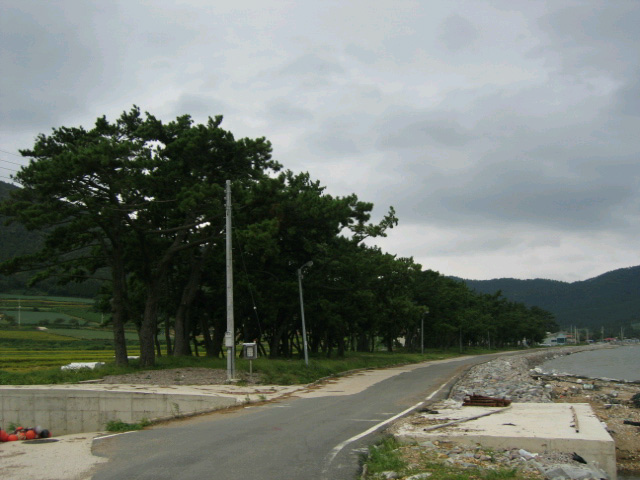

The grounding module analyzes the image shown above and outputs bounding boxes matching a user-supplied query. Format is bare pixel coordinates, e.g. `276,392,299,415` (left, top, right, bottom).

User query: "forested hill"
0,180,98,296
461,266,640,331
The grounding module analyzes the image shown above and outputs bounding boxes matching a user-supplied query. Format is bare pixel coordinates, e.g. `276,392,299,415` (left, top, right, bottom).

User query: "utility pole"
225,180,235,380
297,261,313,366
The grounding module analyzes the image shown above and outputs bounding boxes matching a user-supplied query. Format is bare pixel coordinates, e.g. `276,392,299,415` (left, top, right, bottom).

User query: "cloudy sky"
1,1,639,282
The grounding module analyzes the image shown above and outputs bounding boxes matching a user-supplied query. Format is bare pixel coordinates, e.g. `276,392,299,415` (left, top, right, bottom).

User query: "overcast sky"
1,1,639,282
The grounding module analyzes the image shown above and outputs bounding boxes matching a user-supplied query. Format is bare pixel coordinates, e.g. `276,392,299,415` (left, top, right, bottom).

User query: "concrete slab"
393,402,616,480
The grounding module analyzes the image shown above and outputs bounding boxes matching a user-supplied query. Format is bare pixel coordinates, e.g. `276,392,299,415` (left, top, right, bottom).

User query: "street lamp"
421,307,429,355
297,260,313,366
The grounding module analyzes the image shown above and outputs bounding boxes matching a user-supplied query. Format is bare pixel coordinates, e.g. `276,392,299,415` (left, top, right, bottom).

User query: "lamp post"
297,260,313,366
421,307,429,355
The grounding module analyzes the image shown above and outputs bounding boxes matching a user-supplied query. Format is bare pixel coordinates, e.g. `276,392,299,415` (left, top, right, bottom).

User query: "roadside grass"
361,437,535,480
0,362,141,385
105,418,151,432
250,350,463,385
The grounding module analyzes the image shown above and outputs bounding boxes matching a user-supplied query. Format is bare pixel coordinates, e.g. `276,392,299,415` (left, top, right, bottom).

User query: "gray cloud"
377,110,474,150
438,14,479,52
281,54,344,75
535,2,640,79
265,98,314,124
2,1,639,280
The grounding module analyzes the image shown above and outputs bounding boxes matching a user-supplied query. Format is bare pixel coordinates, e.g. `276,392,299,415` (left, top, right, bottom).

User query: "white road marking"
324,378,450,469
425,380,448,400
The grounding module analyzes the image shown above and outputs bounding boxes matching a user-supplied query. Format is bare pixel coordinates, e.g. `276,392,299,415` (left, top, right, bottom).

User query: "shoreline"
453,347,640,474
380,346,640,479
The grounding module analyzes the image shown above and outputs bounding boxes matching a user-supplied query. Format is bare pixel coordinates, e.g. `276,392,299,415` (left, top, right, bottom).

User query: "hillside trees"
0,107,277,367
1,107,557,366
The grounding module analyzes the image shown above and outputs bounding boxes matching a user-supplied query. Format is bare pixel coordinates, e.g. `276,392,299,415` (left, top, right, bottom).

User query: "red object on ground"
25,429,36,440
7,434,18,441
463,394,512,407
0,429,8,442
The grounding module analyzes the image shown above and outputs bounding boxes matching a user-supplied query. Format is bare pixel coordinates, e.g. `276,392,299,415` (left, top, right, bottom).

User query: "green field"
0,295,101,326
0,329,142,376
0,310,76,324
45,328,139,341
0,294,93,303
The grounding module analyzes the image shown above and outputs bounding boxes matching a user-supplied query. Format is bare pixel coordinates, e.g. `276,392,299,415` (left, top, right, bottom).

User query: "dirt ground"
97,367,264,386
545,375,640,473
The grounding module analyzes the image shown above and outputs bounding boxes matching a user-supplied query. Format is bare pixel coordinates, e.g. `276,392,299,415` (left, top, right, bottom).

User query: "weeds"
105,418,151,432
361,439,534,480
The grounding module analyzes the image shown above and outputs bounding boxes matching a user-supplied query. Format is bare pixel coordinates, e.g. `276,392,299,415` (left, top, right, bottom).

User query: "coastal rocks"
543,463,608,480
450,355,552,403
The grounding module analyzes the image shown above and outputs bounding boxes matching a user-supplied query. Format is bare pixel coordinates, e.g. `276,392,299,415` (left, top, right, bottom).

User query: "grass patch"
364,436,407,475
105,418,151,432
0,361,142,384
361,439,538,480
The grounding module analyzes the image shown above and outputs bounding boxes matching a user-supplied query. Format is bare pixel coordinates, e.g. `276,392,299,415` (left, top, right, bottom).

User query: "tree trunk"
337,335,346,357
110,254,129,366
200,314,215,357
154,317,162,357
139,284,160,368
269,318,288,358
173,251,207,356
164,318,173,355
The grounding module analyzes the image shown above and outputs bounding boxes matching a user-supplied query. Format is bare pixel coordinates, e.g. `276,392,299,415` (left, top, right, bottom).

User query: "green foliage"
105,418,151,432
361,439,535,480
365,436,406,475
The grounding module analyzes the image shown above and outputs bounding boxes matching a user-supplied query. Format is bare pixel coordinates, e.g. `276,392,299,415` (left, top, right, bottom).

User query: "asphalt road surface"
92,354,496,480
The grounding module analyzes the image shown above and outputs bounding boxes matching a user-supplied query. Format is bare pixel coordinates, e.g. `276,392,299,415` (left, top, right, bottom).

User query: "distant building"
542,332,568,346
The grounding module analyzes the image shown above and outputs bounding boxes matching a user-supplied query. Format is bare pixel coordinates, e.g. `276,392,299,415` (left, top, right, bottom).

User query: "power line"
0,149,25,157
0,157,25,167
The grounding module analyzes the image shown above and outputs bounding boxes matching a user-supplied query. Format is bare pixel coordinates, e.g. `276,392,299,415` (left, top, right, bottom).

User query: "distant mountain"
0,180,99,297
460,266,640,332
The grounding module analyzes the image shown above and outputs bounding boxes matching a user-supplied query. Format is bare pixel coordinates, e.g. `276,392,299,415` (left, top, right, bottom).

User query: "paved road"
92,354,496,480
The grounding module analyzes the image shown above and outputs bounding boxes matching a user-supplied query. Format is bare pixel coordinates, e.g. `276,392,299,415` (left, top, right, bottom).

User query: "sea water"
542,345,640,479
541,345,640,381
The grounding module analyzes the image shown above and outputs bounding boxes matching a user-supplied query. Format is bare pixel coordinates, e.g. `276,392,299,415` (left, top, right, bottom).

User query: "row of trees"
0,108,556,367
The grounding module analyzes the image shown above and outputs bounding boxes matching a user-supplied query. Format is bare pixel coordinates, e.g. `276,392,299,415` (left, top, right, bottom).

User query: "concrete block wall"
0,388,237,435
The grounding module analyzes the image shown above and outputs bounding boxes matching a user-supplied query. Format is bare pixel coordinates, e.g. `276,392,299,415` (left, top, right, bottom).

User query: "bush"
631,393,640,409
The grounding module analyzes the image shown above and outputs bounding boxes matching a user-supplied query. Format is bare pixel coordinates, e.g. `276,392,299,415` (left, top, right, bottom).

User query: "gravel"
379,347,634,480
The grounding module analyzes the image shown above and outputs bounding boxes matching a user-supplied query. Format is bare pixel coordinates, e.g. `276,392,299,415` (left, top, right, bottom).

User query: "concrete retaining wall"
0,388,237,435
